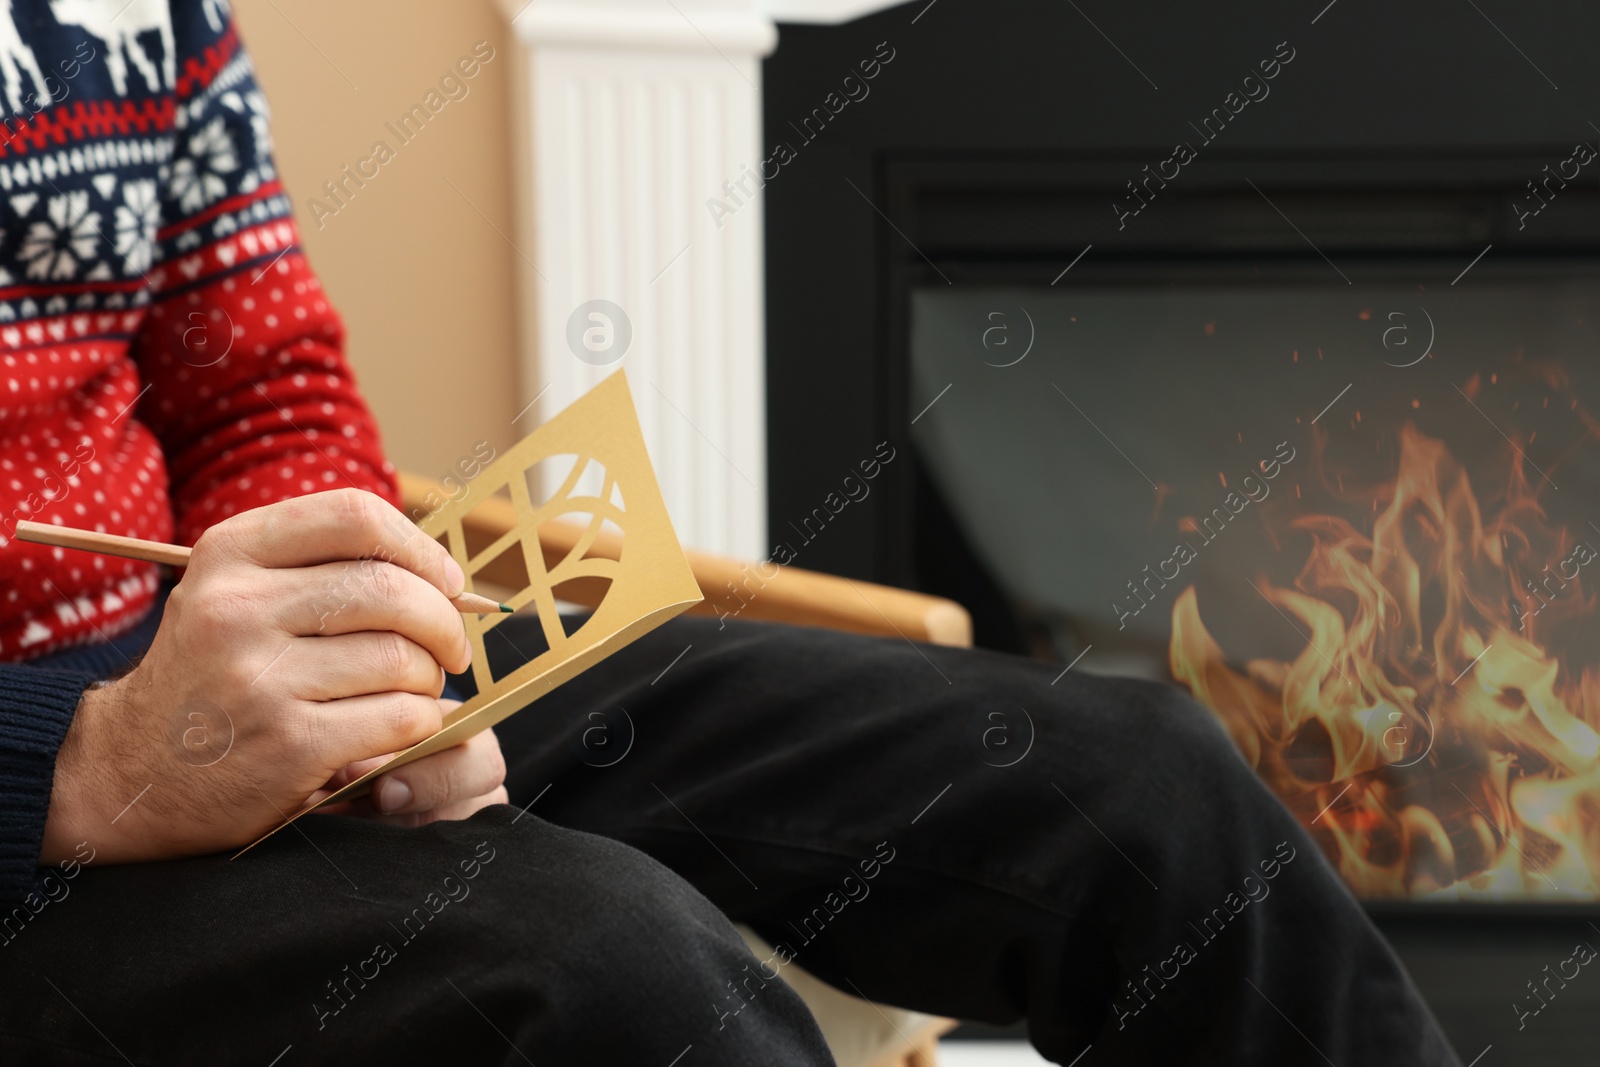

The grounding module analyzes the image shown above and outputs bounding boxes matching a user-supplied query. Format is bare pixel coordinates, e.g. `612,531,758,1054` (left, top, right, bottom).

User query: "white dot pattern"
0,245,397,663
0,13,407,662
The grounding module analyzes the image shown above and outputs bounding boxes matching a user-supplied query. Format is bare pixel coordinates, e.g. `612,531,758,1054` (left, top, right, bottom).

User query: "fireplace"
911,269,1600,889
763,0,1600,1056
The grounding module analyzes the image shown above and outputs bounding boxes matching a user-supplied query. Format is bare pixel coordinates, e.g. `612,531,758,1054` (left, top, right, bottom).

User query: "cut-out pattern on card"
460,483,514,557
240,370,703,854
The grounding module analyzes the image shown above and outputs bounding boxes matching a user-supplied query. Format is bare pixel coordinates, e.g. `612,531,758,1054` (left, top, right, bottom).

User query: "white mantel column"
497,0,776,560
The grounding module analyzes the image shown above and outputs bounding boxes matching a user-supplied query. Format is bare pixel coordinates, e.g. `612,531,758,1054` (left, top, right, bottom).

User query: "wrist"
40,685,114,865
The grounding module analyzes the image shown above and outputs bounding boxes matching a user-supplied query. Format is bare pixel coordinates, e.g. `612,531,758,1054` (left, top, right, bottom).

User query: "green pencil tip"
499,603,514,613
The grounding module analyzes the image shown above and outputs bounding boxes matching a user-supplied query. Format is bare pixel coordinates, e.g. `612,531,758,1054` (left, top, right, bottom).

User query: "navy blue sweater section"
0,592,164,902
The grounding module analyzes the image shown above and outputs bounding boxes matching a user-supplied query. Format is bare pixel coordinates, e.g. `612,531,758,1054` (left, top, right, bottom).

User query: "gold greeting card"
240,370,702,853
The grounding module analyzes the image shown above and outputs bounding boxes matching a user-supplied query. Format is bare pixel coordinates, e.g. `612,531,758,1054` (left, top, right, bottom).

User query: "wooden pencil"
12,520,512,615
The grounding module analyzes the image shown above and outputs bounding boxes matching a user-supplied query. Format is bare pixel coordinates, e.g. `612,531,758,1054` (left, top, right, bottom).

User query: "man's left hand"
313,700,510,826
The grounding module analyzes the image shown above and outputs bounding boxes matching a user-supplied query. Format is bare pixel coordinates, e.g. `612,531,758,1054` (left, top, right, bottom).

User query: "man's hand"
312,704,509,826
41,488,475,865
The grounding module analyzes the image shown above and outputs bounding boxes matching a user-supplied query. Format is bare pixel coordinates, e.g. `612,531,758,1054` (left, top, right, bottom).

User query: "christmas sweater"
0,0,399,899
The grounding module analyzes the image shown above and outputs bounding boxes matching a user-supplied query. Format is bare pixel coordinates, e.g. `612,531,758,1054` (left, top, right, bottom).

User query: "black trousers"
0,616,1459,1066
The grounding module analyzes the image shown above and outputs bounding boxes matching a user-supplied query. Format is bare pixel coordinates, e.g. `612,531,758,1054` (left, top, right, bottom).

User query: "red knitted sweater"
0,2,398,661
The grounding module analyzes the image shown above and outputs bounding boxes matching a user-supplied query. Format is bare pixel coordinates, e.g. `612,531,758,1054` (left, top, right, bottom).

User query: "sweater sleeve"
0,666,94,903
128,4,398,547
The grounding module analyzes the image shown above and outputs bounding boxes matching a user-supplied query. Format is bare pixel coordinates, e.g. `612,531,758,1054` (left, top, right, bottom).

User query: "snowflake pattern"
18,192,101,280
0,13,284,313
113,179,159,276
169,116,239,213
221,88,273,165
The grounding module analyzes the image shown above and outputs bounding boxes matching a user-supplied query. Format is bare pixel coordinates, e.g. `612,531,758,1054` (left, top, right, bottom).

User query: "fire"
1171,421,1600,900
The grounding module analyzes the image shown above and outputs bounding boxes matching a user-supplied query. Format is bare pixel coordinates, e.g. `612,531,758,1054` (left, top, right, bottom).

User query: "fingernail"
376,777,411,814
443,556,466,597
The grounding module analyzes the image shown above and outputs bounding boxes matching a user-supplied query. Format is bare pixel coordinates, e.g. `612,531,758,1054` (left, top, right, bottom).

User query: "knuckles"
188,518,243,569
425,761,462,808
167,576,258,648
384,692,443,748
368,630,413,685
269,702,327,763
362,558,407,604
332,487,390,551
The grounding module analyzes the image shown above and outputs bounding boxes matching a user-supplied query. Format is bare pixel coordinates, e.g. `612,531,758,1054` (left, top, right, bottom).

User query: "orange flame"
1171,422,1600,900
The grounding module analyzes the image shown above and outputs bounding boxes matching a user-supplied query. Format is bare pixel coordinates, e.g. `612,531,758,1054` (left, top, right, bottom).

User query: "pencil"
12,520,513,615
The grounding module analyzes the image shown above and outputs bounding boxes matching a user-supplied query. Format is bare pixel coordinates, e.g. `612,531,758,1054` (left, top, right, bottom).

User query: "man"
0,3,1460,1064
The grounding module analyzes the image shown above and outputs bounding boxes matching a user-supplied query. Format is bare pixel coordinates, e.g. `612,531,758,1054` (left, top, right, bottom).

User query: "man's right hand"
39,488,472,865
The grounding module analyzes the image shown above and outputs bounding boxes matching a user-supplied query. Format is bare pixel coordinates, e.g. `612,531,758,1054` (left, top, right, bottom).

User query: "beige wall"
232,0,522,481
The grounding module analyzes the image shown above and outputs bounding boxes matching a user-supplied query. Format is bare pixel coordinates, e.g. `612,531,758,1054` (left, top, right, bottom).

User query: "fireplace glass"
911,269,1600,904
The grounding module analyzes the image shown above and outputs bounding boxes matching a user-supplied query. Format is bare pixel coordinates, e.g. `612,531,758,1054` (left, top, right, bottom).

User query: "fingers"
195,488,465,601
370,729,506,816
280,632,446,702
308,691,444,770
303,700,461,807
394,786,509,827
329,785,508,828
275,559,471,674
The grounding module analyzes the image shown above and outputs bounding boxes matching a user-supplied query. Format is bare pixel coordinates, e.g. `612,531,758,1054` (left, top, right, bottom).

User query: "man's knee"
435,809,831,1060
1125,679,1252,775
1086,680,1301,856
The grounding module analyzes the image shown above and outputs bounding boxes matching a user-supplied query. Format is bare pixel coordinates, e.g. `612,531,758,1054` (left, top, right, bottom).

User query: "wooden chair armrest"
400,472,973,648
